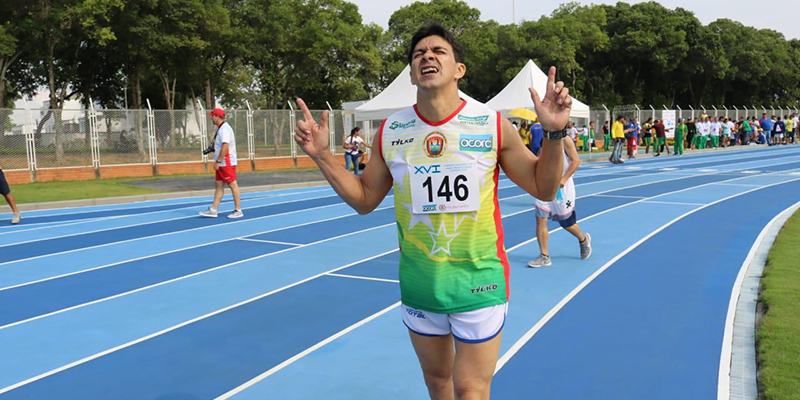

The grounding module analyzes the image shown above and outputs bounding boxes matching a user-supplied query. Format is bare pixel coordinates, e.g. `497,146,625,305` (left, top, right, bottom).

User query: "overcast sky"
353,0,799,39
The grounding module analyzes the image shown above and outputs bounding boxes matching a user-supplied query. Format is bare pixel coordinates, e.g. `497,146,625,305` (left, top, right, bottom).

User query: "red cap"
208,108,225,118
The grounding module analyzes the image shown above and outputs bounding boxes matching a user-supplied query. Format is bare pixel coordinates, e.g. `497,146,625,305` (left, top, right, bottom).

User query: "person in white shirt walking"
199,108,244,219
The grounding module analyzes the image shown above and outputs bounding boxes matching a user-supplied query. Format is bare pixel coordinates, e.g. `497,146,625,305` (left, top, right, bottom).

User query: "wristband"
543,128,568,140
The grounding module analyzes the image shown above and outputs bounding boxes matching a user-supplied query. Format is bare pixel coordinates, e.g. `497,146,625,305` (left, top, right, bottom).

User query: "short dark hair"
407,21,465,65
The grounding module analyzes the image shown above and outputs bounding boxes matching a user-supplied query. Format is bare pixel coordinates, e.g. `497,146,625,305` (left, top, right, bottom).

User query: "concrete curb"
5,180,331,212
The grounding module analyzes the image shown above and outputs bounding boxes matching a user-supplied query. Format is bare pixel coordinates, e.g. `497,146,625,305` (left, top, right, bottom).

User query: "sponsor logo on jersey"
470,284,499,294
391,137,414,146
389,119,416,130
422,204,437,212
457,114,490,126
424,132,446,158
459,134,493,152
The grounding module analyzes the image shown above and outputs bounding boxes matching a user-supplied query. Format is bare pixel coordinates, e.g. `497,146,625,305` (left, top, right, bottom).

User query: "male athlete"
293,22,571,399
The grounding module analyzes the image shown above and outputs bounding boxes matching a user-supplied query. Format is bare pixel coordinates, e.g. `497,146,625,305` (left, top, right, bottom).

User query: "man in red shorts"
199,108,243,219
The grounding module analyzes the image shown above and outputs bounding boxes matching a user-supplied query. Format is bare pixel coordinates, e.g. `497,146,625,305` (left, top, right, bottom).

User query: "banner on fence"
662,110,676,138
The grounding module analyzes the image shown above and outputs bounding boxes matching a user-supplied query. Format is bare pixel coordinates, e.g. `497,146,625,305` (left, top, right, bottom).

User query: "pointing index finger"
296,98,315,124
547,66,557,95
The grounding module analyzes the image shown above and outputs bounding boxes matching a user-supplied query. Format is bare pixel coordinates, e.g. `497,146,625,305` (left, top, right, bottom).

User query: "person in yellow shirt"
0,166,21,224
610,116,626,164
518,121,531,147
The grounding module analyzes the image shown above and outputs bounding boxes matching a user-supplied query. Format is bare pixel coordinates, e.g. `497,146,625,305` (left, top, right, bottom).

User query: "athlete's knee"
422,370,453,398
453,379,490,400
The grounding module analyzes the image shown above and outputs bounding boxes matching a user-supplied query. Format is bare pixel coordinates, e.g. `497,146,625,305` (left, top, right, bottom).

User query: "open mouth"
421,66,439,76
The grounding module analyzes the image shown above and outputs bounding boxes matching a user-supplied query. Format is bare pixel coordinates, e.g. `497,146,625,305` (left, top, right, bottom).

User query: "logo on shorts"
470,284,499,294
424,132,446,158
405,307,427,319
459,134,493,152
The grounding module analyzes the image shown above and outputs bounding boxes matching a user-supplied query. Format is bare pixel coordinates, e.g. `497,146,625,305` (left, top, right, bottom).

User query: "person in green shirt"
673,118,687,155
740,118,752,145
579,124,590,151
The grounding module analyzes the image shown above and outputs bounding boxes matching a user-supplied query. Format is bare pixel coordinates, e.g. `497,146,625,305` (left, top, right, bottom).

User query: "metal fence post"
326,101,335,155
712,105,718,118
197,100,209,167
733,106,738,121
288,101,297,167
146,99,157,172
689,105,695,120
23,102,37,182
245,100,255,163
88,98,101,177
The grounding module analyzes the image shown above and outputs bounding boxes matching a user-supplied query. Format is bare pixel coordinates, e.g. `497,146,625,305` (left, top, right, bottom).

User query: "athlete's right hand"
294,98,330,160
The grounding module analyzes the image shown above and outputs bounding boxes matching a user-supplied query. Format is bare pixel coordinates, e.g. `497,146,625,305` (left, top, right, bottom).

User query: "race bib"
409,162,480,214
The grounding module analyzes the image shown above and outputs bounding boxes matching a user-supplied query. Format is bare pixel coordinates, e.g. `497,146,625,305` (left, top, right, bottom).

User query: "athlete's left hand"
213,162,219,171
529,66,572,132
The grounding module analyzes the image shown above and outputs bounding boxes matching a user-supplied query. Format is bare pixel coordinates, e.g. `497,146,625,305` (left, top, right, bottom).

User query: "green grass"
758,210,800,400
8,166,322,204
9,178,164,204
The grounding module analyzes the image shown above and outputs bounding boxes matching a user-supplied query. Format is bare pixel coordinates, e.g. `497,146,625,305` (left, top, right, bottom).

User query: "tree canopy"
2,0,798,111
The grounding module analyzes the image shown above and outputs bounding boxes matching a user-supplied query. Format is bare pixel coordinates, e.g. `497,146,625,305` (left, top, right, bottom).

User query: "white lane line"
0,206,392,293
0,192,344,249
2,156,799,391
711,183,762,187
643,200,706,206
326,273,400,284
495,176,800,374
237,238,303,247
0,249,401,396
3,165,796,395
214,301,402,400
717,199,800,400
0,222,397,331
590,194,646,199
0,192,301,237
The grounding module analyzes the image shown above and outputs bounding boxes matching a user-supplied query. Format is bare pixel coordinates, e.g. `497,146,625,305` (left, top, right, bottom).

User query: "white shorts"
401,302,508,343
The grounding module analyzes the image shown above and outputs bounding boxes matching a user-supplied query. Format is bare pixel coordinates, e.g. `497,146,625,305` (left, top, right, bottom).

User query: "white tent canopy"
486,60,590,120
355,65,483,122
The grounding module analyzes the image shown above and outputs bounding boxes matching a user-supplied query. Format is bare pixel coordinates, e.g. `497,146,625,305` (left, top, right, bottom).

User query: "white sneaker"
580,233,592,260
199,207,218,218
11,213,20,225
227,209,244,219
527,254,552,268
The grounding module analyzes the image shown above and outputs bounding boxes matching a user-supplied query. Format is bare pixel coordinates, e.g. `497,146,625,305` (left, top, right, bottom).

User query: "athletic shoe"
580,233,592,260
527,254,552,268
199,207,218,218
227,209,244,219
11,213,20,224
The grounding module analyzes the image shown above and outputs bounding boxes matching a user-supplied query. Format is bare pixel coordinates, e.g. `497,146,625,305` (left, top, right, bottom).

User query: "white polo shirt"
213,122,237,167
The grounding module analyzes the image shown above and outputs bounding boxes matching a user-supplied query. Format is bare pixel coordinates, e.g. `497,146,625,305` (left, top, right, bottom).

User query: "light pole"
512,0,516,24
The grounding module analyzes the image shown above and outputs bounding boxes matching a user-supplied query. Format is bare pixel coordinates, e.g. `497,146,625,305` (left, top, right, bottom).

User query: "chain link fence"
0,109,29,170
252,109,292,158
31,108,93,169
6,104,797,179
95,109,152,165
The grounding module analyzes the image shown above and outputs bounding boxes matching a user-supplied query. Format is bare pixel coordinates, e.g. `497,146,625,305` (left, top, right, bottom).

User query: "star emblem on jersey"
423,132,447,158
453,211,478,231
404,203,434,231
429,221,461,256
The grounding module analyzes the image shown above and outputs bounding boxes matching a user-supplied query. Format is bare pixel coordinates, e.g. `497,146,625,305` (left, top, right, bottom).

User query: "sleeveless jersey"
379,100,509,314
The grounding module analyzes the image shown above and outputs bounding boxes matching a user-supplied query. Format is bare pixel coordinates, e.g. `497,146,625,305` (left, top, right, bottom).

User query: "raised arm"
294,98,392,214
498,66,571,201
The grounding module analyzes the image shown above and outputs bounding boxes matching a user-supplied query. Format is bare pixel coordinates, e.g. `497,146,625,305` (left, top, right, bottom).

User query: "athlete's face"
409,35,465,91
